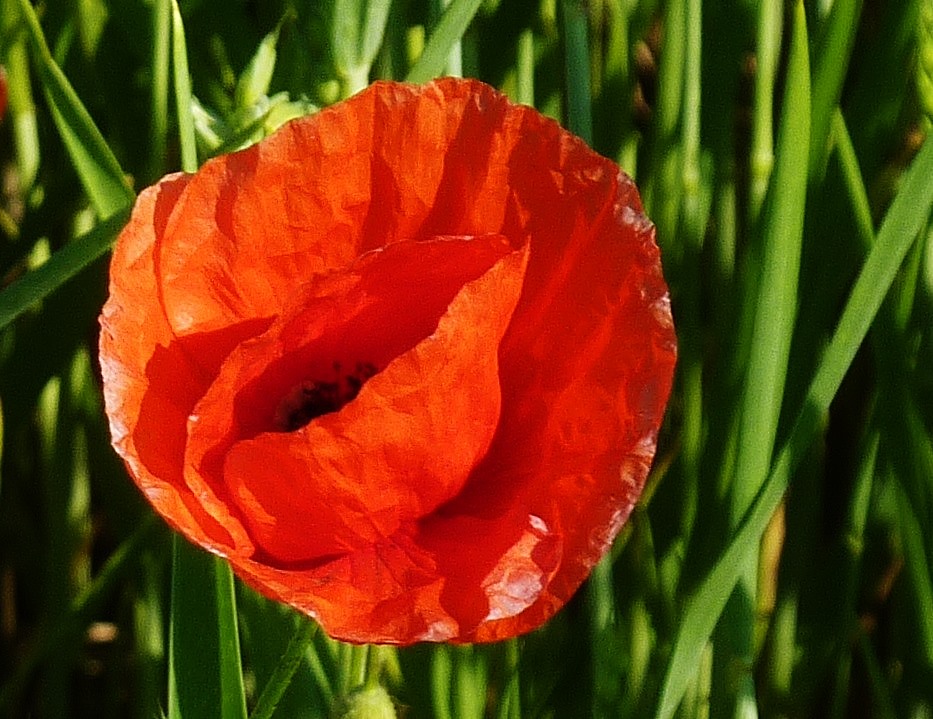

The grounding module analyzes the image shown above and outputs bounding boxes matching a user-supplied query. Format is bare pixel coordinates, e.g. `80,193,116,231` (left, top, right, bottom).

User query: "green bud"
331,685,397,719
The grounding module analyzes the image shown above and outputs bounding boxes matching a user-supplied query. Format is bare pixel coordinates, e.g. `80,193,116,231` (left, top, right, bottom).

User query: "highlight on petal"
99,77,676,644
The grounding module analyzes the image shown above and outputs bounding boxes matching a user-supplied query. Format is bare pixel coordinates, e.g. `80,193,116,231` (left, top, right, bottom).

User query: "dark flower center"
274,362,378,432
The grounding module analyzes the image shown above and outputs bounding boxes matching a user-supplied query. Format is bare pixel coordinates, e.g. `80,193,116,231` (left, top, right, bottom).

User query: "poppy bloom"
99,78,676,644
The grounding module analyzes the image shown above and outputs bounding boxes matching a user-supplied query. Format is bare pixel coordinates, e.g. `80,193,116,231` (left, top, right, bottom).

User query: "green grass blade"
663,2,800,712
170,0,197,173
168,538,248,719
235,21,281,110
14,0,134,218
808,0,862,179
0,208,130,332
2,0,40,191
405,0,483,84
748,0,782,223
249,618,318,719
731,0,810,534
715,11,810,712
655,124,933,719
148,0,171,181
331,0,392,95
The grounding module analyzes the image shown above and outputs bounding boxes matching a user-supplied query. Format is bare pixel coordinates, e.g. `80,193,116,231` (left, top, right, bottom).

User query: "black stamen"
275,361,379,432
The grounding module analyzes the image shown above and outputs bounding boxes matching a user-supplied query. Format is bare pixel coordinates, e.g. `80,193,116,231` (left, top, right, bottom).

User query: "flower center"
274,362,378,432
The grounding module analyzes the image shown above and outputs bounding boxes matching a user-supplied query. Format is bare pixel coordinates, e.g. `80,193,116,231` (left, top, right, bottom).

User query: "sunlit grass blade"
730,0,809,558
2,1,40,191
655,126,933,719
235,19,282,110
168,539,247,719
748,0,782,223
0,208,129,332
405,0,483,84
331,0,392,95
14,0,134,218
170,0,197,173
148,0,171,181
808,0,862,179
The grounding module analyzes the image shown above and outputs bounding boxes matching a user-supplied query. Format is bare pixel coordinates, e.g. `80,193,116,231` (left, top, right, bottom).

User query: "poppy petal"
99,175,254,554
225,241,528,565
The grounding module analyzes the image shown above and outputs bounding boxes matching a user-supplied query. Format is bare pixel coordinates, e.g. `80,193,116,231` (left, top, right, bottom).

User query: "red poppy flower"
99,78,676,644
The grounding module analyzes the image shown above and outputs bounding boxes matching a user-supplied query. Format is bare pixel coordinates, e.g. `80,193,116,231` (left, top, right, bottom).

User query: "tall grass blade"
167,539,248,719
249,618,318,719
0,209,130,332
406,0,483,84
14,0,134,217
170,0,197,173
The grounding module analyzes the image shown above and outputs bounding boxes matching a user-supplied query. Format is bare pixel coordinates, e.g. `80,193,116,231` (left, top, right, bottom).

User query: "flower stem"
249,617,317,719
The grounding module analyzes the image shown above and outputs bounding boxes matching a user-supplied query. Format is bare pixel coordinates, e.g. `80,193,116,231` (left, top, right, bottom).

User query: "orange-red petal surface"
99,77,676,644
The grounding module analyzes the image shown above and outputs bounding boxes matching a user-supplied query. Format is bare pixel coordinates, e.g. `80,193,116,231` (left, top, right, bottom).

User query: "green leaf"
15,0,134,218
168,538,247,719
406,0,483,84
0,209,129,332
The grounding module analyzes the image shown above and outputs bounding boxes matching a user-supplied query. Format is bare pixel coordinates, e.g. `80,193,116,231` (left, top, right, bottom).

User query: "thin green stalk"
134,551,166,719
249,619,318,719
643,0,684,250
170,0,197,173
808,0,862,180
588,557,619,710
2,0,40,192
603,0,637,175
148,0,171,181
676,0,705,566
748,0,782,224
516,28,534,106
431,647,455,719
433,0,463,76
713,4,809,716
331,0,392,96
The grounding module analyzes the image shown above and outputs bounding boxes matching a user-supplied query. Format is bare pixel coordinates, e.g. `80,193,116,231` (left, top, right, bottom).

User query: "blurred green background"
1,0,932,717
